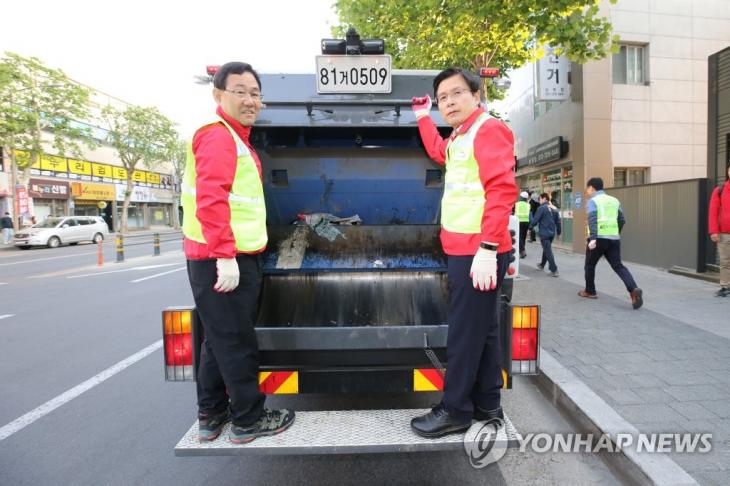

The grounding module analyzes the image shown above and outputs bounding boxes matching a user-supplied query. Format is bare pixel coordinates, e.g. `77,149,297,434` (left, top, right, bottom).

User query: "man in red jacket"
182,62,294,444
709,165,730,297
409,68,517,438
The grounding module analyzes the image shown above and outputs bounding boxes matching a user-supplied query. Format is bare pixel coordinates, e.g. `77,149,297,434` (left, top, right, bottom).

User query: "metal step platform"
175,408,521,456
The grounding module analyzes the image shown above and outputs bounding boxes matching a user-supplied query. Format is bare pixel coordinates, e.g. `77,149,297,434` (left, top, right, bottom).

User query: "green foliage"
0,51,97,168
101,104,178,172
333,0,617,98
101,104,179,232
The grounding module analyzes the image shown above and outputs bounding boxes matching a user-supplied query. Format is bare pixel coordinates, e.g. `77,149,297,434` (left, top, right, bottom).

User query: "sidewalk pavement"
518,239,729,485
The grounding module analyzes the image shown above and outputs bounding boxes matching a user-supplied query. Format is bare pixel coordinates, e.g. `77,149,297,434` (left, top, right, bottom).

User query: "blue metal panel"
261,149,444,225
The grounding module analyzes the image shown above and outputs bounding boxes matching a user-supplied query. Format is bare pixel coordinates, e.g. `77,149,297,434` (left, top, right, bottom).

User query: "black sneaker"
716,287,729,298
198,409,230,442
229,408,295,444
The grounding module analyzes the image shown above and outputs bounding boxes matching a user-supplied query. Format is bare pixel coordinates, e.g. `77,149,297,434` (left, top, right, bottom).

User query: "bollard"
97,239,104,266
153,232,160,256
115,233,124,262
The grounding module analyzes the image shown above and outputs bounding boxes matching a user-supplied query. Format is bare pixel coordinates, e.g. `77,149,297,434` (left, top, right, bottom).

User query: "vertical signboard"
536,47,570,101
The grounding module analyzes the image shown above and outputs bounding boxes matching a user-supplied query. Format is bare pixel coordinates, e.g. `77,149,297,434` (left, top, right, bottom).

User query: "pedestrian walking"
528,192,539,242
182,61,294,444
709,165,730,297
578,177,643,309
514,192,530,258
1,212,13,244
409,67,517,438
529,193,561,277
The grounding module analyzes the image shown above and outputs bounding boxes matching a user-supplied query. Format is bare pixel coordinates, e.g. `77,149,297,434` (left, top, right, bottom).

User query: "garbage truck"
163,54,540,455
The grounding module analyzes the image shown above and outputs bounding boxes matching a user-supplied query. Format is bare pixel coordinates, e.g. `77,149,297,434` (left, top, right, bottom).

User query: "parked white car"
14,216,109,249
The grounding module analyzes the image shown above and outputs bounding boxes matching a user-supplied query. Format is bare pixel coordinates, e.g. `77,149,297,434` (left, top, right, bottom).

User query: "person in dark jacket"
529,193,560,277
1,212,13,244
528,192,539,242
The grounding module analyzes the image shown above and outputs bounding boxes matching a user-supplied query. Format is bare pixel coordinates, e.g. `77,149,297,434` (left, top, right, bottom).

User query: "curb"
668,266,720,284
534,349,699,486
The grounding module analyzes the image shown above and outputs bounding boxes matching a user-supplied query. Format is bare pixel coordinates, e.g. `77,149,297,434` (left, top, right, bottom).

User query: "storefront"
150,189,174,227
71,182,116,230
516,136,574,244
28,178,70,222
116,184,150,229
0,171,10,216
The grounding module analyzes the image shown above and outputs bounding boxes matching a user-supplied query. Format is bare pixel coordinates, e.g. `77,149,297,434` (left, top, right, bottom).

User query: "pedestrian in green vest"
578,177,643,309
514,192,531,258
182,62,294,445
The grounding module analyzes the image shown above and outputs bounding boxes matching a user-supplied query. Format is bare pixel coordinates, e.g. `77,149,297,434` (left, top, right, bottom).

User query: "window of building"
614,168,648,187
612,45,647,85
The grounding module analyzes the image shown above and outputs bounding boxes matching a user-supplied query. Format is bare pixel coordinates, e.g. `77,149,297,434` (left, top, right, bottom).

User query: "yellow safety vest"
515,200,530,223
181,117,267,252
592,193,620,237
441,113,491,234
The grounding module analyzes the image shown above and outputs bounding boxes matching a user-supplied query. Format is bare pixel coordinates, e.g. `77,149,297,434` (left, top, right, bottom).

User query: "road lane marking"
0,340,162,442
67,263,181,279
0,314,14,320
0,252,97,267
28,250,184,279
131,266,186,283
0,283,8,285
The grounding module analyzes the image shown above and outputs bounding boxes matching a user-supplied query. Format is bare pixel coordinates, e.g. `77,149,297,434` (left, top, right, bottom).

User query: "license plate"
315,55,392,94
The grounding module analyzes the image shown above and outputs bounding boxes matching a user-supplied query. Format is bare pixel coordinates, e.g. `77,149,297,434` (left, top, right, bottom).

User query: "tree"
166,139,186,230
0,52,97,229
333,0,618,98
101,105,178,234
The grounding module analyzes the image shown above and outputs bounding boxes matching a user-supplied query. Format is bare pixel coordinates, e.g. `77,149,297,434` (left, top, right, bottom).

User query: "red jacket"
183,107,265,260
709,181,730,235
417,107,517,255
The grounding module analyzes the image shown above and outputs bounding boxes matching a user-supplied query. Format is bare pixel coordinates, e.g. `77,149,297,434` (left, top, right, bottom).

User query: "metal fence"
607,178,709,272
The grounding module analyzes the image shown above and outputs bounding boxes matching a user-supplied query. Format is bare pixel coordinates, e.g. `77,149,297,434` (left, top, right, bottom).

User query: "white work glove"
588,240,597,250
411,95,432,119
470,247,498,292
214,257,239,293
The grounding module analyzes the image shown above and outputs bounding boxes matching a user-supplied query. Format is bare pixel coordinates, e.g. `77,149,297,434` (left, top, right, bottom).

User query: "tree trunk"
120,175,132,234
171,195,180,230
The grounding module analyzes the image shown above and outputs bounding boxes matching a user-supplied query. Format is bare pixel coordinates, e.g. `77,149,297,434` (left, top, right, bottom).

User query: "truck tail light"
511,305,539,374
163,309,194,381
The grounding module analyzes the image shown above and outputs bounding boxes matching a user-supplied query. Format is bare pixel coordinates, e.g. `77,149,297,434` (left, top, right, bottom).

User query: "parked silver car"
14,216,109,249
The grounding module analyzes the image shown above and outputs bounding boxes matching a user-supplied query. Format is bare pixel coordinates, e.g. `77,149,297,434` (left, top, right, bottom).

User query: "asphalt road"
0,241,619,485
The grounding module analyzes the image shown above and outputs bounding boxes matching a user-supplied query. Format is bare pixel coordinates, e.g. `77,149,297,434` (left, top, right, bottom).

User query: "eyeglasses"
223,89,263,102
436,88,470,105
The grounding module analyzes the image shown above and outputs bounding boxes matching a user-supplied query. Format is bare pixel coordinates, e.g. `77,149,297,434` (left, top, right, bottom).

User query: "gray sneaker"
198,409,230,442
229,408,295,444
536,263,545,271
550,271,559,277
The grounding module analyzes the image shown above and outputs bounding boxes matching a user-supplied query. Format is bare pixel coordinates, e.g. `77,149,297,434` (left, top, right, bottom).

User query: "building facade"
498,0,730,251
0,87,177,232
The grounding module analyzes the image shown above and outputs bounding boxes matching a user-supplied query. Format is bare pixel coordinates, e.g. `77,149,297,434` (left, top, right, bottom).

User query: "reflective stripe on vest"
515,201,530,222
181,117,267,252
441,113,491,234
592,193,620,237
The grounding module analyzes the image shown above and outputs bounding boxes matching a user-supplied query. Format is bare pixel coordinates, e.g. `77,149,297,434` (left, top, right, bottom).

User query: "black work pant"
187,254,265,427
540,236,558,272
518,222,529,254
584,239,638,294
442,253,509,421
